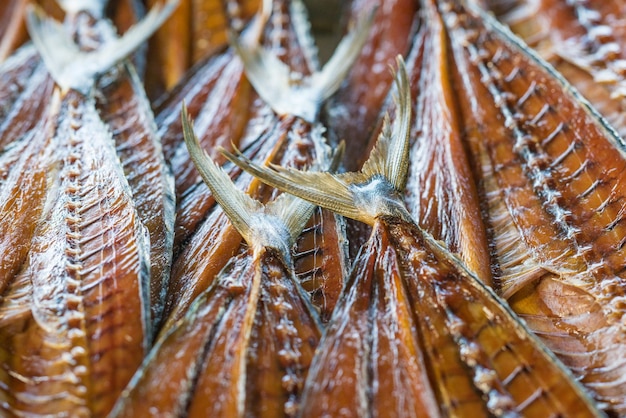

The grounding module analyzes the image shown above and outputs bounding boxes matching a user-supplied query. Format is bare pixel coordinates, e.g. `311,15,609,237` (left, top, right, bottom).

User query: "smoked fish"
484,0,626,139
110,107,323,417
442,0,626,413
159,0,368,330
225,58,604,418
0,2,176,416
403,0,492,284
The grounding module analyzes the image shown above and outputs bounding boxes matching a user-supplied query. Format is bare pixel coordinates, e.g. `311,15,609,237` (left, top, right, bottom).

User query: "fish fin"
26,0,178,93
25,3,82,91
265,124,339,244
232,7,374,123
221,146,369,224
182,105,262,244
222,61,411,226
308,8,375,102
360,56,412,191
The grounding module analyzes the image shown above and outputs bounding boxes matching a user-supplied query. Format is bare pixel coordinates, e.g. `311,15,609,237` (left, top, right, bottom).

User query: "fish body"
226,59,605,417
111,107,323,417
0,2,176,415
403,0,492,284
443,0,626,413
160,0,365,330
485,0,626,138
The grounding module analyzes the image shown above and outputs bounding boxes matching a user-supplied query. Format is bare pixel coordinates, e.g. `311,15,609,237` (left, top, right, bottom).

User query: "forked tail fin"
221,57,412,226
181,105,339,253
26,0,178,94
231,5,376,123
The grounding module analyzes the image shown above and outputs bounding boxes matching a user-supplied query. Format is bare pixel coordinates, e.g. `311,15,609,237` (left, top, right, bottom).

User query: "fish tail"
26,0,178,94
231,4,375,123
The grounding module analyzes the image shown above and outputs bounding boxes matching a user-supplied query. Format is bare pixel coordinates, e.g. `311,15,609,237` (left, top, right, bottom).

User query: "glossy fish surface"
486,0,626,139
0,91,151,418
159,0,365,330
443,0,626,413
110,109,322,417
0,2,176,416
226,60,604,418
403,0,492,284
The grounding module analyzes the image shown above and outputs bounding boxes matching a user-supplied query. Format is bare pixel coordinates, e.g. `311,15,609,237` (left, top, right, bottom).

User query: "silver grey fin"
222,58,412,226
265,124,339,244
232,7,375,123
26,0,178,94
360,57,411,191
181,105,262,245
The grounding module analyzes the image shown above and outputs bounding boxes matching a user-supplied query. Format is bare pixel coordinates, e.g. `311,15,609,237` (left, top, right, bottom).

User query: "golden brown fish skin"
192,0,259,63
0,115,53,297
486,0,626,139
95,62,175,333
0,0,28,62
325,0,418,171
443,0,626,413
403,0,492,284
389,218,602,418
112,245,320,417
300,221,441,418
0,90,151,418
145,0,192,99
293,206,347,323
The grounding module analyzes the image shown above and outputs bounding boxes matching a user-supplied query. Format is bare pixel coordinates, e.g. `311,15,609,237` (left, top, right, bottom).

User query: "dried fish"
109,107,323,417
325,0,418,171
403,0,492,284
159,0,367,330
144,0,259,100
96,61,175,333
485,0,626,139
225,58,604,418
0,2,176,416
443,0,626,413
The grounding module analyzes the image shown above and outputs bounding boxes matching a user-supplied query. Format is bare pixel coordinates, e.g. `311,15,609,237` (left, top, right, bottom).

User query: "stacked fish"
1,0,626,416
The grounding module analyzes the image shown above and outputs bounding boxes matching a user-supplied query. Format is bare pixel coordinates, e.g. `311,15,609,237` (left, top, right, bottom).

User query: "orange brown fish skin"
112,247,321,418
486,0,626,139
96,62,175,333
0,0,28,62
443,0,626,413
0,110,54,297
325,0,417,171
226,59,603,418
0,90,151,418
403,0,492,284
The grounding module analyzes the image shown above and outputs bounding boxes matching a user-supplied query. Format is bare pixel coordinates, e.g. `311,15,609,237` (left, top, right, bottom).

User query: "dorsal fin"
231,5,375,123
221,57,413,226
26,0,178,94
182,105,337,252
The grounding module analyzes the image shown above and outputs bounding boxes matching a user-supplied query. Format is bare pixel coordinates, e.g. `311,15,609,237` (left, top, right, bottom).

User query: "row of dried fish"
1,0,626,416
